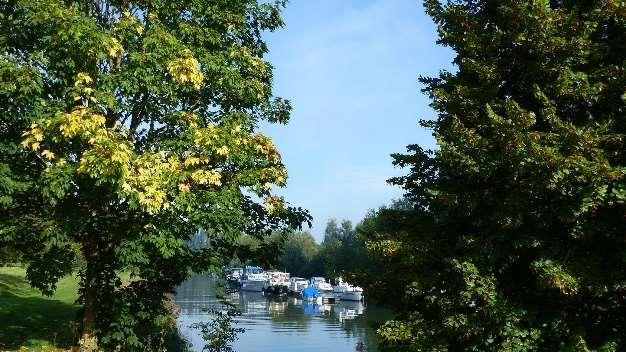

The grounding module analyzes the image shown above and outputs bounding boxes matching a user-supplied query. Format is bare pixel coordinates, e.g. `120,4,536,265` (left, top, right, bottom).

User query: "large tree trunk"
79,241,99,351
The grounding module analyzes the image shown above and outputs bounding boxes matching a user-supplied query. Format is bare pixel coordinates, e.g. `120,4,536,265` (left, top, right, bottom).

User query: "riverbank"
0,266,191,352
0,266,80,351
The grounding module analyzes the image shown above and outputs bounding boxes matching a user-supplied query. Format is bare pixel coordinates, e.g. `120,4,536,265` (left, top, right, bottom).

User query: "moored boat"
225,267,243,288
310,277,334,298
263,270,290,297
332,277,364,301
288,277,309,296
240,266,268,292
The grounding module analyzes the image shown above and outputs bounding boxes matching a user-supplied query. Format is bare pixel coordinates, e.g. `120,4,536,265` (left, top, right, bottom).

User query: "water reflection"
176,275,389,352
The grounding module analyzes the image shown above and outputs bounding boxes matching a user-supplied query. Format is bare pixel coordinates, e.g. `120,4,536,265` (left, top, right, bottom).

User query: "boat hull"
240,280,266,292
340,291,363,301
264,284,289,297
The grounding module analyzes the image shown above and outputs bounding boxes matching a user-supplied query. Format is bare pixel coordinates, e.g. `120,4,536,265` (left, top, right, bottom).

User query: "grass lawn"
0,266,80,351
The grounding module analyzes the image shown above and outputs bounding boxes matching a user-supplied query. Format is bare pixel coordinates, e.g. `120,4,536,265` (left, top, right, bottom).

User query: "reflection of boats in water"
338,309,359,322
267,300,288,314
175,275,386,352
336,301,365,322
238,291,267,314
302,303,332,315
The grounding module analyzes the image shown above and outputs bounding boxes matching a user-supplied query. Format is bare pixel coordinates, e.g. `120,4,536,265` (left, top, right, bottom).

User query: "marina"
226,266,366,302
175,275,391,352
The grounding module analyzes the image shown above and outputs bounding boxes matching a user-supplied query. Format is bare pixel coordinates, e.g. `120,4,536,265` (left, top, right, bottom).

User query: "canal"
175,275,391,352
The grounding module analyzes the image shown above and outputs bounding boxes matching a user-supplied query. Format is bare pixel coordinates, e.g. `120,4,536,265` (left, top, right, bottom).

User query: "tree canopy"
360,1,626,351
0,0,308,350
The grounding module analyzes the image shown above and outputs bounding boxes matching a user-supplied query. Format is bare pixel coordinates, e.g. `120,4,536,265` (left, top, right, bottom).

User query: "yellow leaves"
123,153,173,212
252,133,280,160
41,150,55,160
179,111,199,126
191,169,222,186
75,72,93,86
366,239,402,257
178,183,191,193
20,126,45,151
120,10,144,35
105,37,124,58
264,195,284,214
184,156,202,166
260,167,288,187
531,259,580,296
59,107,106,138
77,138,132,181
32,129,44,142
192,125,218,147
216,146,229,156
136,185,168,213
167,51,204,89
183,154,210,167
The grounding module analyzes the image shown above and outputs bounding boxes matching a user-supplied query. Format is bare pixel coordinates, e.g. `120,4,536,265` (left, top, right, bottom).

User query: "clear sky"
262,0,454,241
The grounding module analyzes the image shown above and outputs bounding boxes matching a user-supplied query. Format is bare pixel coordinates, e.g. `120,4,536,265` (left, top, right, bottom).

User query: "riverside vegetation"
1,0,625,351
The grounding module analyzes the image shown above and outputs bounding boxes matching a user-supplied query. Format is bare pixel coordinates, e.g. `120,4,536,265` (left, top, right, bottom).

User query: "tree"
323,218,355,243
0,1,308,350
370,1,625,351
318,218,370,278
351,200,416,308
280,231,319,277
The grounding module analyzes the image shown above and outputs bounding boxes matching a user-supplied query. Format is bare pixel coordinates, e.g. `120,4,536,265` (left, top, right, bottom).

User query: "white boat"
288,277,309,295
265,270,290,288
225,267,243,284
332,277,364,301
310,277,333,294
263,270,290,296
240,266,268,292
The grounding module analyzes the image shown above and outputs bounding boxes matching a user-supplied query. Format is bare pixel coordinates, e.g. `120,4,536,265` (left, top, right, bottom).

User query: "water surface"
176,275,390,352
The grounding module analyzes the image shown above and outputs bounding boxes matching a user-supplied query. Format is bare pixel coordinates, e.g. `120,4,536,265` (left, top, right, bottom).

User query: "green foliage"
278,220,376,281
0,0,309,350
318,219,365,277
279,231,320,277
193,308,244,352
360,1,626,351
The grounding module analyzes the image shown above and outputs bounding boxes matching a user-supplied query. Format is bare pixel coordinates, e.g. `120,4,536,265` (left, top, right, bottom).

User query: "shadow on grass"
0,290,80,350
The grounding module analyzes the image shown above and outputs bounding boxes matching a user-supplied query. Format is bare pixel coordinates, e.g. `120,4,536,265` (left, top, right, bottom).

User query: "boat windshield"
244,266,263,274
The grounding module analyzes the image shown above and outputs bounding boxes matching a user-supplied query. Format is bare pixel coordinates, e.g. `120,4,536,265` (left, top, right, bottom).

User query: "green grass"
0,266,80,351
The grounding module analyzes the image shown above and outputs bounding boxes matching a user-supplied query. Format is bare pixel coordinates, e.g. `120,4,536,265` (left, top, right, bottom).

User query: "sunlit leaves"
167,51,205,89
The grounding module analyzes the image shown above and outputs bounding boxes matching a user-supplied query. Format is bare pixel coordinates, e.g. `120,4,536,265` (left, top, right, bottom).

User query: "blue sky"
262,0,454,241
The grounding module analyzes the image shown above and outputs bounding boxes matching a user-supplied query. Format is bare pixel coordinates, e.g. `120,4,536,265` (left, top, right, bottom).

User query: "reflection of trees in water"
263,298,387,351
265,297,314,330
323,302,392,352
175,275,222,315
